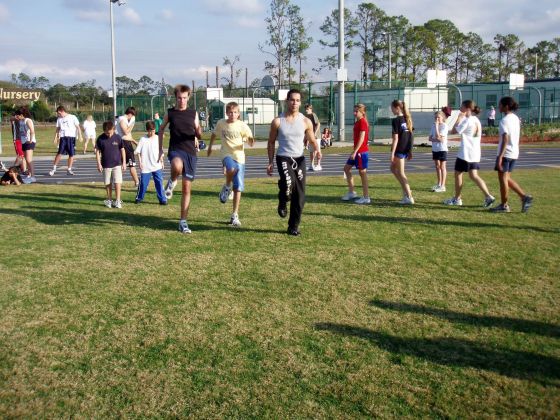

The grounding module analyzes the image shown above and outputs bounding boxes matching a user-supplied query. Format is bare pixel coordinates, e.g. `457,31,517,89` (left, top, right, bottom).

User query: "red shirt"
353,117,369,153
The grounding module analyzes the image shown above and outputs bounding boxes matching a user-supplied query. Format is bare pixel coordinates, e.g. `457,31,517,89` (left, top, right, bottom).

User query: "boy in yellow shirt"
207,102,254,226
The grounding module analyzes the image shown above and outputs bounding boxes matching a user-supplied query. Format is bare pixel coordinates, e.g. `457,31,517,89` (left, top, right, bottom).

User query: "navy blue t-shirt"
96,133,124,168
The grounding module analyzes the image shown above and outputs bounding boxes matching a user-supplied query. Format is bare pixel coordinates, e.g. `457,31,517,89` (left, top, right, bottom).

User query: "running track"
29,147,560,185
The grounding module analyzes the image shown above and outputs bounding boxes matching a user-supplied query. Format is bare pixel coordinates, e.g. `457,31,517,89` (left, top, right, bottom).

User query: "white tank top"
277,112,306,157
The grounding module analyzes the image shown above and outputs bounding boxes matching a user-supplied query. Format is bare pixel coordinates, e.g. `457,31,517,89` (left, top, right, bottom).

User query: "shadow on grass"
370,300,560,338
314,322,560,384
306,211,558,234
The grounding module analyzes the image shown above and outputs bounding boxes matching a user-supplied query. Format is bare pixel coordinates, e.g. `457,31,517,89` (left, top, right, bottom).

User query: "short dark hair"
305,103,312,110
103,121,114,132
174,84,191,97
146,121,155,131
286,88,301,101
124,106,136,116
56,105,66,113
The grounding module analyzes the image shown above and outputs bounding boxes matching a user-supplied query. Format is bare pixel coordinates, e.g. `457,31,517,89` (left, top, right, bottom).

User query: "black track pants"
276,155,306,230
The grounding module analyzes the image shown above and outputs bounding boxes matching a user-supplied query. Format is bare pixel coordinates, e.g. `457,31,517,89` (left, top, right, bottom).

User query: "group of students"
2,107,37,185
340,96,533,214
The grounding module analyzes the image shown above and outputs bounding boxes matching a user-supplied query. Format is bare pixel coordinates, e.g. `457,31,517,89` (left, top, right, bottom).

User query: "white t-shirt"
135,135,162,173
56,114,80,138
24,118,36,143
83,120,96,137
497,113,520,159
430,122,448,152
456,115,481,163
116,115,135,140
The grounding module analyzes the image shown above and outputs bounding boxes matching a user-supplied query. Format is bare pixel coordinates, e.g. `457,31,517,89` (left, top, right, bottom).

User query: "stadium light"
110,0,126,119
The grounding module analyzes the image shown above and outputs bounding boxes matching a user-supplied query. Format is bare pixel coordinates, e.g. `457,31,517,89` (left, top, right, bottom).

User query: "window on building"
519,93,530,108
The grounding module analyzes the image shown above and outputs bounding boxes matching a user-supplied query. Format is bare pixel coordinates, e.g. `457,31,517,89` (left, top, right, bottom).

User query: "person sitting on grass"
207,101,254,227
321,127,332,148
96,121,126,209
0,166,23,186
134,121,167,205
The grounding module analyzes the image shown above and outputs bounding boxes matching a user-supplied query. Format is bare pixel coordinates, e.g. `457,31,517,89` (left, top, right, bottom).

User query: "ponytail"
499,96,519,112
391,99,413,131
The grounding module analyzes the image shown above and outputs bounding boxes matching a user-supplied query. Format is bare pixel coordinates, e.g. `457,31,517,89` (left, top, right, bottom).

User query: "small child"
134,121,167,205
321,127,332,148
83,115,97,154
95,121,126,209
207,101,254,227
342,103,370,204
390,99,415,204
428,111,448,192
0,166,23,185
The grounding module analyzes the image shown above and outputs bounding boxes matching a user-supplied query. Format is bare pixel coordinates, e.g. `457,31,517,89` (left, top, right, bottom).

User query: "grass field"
0,169,559,417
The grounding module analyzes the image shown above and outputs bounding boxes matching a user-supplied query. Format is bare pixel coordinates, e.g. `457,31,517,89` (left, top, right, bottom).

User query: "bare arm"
352,131,366,158
95,149,102,172
305,118,321,160
267,118,280,176
158,114,169,159
207,133,217,157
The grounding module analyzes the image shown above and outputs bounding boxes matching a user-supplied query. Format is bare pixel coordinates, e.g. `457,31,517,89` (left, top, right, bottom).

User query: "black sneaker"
490,203,511,213
287,227,301,236
278,202,287,218
521,195,533,213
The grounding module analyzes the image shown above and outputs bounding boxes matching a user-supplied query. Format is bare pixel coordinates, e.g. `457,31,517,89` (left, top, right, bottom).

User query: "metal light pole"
338,0,345,142
110,0,126,119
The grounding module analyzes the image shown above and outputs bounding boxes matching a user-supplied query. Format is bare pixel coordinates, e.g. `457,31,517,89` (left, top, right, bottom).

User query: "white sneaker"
399,196,415,205
341,191,357,201
113,199,122,209
315,164,322,171
67,168,75,176
434,185,446,193
48,168,56,176
165,179,177,199
431,184,439,192
230,213,241,227
178,219,191,234
228,190,234,200
444,197,463,206
354,196,371,205
0,162,6,171
219,184,232,204
104,199,112,208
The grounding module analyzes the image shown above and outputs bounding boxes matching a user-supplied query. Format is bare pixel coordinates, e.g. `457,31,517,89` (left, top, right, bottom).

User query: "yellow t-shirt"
213,119,253,164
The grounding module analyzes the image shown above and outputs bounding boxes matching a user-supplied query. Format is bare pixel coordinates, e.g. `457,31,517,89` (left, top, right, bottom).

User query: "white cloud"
203,0,263,16
0,58,105,80
0,3,9,23
122,8,142,25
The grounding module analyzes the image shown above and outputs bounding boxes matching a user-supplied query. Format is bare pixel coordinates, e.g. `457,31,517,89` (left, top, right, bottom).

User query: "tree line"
261,1,560,85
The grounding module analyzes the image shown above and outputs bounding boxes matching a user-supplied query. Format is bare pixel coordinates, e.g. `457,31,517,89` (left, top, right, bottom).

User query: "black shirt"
392,116,413,154
168,107,197,156
96,133,124,168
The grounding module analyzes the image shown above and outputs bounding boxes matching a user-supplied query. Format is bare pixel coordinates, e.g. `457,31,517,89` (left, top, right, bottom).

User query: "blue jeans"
136,169,166,203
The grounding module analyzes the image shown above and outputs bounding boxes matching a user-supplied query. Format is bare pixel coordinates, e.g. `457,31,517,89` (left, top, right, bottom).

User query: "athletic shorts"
13,139,24,157
58,137,76,156
123,140,136,167
395,152,409,159
346,152,369,170
223,156,245,192
432,151,447,161
22,142,36,152
455,157,480,172
103,166,123,185
168,149,197,180
494,156,516,172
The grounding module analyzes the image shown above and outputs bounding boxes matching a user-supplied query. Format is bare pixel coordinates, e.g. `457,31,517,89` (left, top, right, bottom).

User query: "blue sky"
0,0,558,89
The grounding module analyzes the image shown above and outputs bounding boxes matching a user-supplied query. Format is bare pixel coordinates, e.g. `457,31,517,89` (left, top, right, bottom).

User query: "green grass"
0,170,559,417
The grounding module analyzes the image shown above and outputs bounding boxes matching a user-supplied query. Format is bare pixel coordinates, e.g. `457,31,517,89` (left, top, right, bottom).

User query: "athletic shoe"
434,185,446,193
67,168,75,176
490,203,511,213
113,199,123,209
230,213,241,227
165,179,177,199
431,184,439,192
135,199,142,204
341,191,357,201
219,184,232,204
399,196,415,205
314,164,322,171
287,227,301,236
483,195,496,208
444,197,463,206
178,219,191,234
278,202,287,218
103,199,112,208
521,195,533,213
228,190,233,200
307,166,314,172
354,196,371,205
159,201,168,206
0,162,6,171
48,168,56,176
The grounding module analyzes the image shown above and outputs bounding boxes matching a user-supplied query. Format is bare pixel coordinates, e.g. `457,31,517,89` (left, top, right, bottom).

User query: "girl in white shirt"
444,100,495,207
82,115,96,154
428,111,448,192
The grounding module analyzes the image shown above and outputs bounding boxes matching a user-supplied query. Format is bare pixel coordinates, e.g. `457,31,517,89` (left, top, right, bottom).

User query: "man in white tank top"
267,89,321,236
